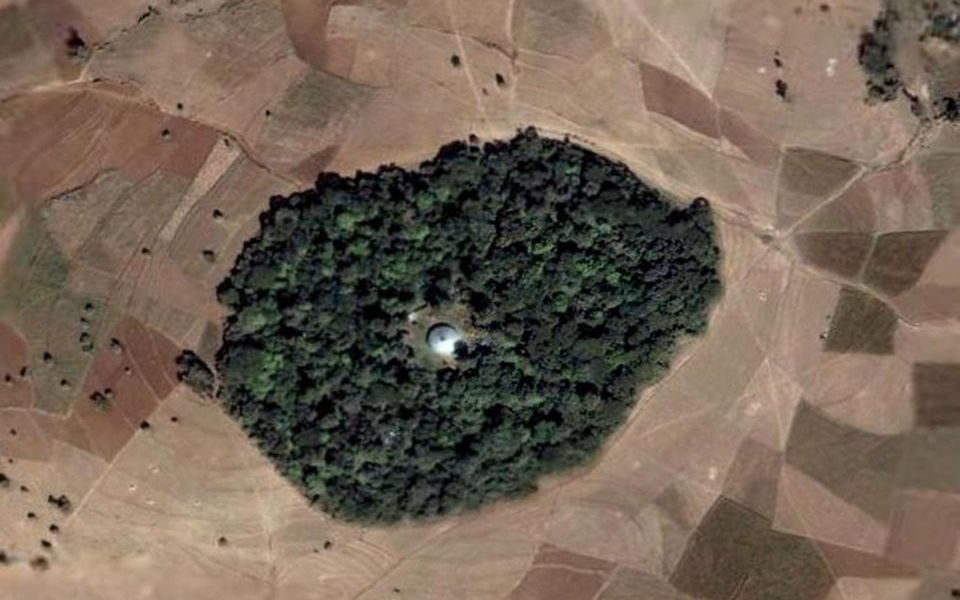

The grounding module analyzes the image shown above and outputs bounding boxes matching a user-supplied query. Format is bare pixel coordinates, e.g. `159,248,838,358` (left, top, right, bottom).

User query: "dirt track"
0,0,958,598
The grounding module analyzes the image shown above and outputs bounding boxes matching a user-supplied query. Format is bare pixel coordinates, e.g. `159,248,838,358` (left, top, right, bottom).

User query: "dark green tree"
175,350,216,397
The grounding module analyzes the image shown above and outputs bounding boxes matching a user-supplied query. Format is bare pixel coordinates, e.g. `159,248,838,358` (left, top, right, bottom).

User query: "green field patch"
275,69,371,129
786,401,905,522
0,209,116,413
912,362,960,428
863,230,948,296
794,232,874,279
0,209,70,316
0,177,15,225
823,286,897,354
0,5,33,59
922,150,960,227
897,428,960,493
671,496,833,600
776,148,861,229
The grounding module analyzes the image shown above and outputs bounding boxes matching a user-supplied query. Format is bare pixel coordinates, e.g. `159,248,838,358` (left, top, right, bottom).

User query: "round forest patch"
216,128,721,522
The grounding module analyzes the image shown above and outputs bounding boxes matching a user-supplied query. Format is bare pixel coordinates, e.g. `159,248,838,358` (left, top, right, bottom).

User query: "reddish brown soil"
0,88,218,204
0,1,957,597
0,322,33,408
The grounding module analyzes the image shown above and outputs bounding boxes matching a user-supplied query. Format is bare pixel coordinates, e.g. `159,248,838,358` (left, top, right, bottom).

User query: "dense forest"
216,129,721,522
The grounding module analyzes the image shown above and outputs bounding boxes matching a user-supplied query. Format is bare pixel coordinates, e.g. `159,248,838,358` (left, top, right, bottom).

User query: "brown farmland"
0,1,959,598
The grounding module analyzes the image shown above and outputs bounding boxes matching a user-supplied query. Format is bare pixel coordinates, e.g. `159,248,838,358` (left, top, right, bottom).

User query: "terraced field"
0,1,958,598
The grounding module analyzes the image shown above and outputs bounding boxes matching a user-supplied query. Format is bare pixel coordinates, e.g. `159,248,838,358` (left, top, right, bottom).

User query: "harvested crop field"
0,0,958,598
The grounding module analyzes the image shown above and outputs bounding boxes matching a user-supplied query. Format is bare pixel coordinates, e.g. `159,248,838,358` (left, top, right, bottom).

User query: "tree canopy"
176,350,216,397
859,9,903,104
216,128,721,522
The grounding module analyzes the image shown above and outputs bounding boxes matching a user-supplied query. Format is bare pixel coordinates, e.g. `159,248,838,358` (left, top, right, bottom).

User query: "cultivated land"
0,1,958,599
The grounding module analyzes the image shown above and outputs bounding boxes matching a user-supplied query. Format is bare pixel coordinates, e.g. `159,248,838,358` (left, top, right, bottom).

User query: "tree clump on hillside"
859,10,903,103
859,2,960,119
921,0,960,42
216,128,721,522
923,1,960,121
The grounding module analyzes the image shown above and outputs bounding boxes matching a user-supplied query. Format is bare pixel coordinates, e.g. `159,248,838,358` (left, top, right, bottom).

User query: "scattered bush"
89,391,110,411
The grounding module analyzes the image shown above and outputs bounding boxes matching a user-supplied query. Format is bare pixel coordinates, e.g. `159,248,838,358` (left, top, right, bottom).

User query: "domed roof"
426,323,463,357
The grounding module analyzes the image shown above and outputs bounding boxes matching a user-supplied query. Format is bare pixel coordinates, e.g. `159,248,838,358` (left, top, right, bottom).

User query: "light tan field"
0,1,958,598
0,209,18,272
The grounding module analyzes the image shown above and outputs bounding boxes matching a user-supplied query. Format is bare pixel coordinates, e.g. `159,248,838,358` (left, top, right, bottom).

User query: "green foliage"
858,10,903,104
217,128,721,522
0,209,70,316
47,493,72,513
922,1,960,120
89,390,111,411
858,3,960,119
175,350,217,397
922,0,960,42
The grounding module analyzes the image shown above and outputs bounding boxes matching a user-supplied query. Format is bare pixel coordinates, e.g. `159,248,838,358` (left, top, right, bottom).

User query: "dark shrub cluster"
176,350,216,397
859,10,903,103
922,1,960,42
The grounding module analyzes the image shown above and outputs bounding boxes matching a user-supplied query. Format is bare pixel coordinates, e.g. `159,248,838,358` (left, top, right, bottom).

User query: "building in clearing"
426,323,463,357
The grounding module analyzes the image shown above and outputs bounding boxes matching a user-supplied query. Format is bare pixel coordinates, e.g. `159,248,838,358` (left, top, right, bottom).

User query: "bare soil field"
0,0,958,598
